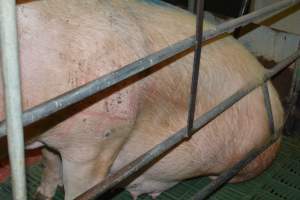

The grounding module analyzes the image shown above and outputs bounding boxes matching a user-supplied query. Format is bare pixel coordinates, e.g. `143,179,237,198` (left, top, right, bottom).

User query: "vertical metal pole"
187,0,205,137
0,1,27,200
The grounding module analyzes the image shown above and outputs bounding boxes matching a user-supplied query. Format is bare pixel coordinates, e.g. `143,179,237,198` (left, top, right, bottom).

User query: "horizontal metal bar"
0,36,194,138
0,0,27,199
75,50,300,200
192,134,280,200
0,0,298,138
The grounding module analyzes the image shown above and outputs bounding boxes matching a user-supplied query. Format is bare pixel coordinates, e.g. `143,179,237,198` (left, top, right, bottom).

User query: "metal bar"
0,1,27,200
0,36,195,138
0,0,299,139
202,0,300,41
187,0,205,137
192,134,280,200
262,82,275,136
234,0,251,38
239,0,251,16
75,50,300,200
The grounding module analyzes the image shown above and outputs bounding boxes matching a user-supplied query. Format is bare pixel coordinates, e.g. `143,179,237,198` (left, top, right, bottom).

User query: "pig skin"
0,0,284,199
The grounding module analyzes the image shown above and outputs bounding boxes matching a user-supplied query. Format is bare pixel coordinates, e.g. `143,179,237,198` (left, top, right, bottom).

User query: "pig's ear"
26,141,45,149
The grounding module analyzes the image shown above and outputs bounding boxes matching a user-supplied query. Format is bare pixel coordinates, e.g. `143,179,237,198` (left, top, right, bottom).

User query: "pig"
0,0,284,199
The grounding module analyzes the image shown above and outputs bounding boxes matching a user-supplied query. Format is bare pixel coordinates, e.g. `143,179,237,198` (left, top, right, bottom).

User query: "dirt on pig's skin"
0,0,284,199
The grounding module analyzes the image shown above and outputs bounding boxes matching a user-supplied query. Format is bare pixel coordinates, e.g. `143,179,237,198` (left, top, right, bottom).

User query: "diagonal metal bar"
262,82,275,136
0,0,299,139
187,0,205,137
75,50,300,200
192,133,280,200
239,0,251,16
234,0,251,37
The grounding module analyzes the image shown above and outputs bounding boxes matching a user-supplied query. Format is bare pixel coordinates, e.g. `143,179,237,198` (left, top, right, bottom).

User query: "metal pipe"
239,0,251,16
234,0,251,37
202,0,300,41
0,0,27,200
0,0,299,138
262,82,275,136
192,134,280,200
0,36,195,138
75,50,300,200
187,0,205,137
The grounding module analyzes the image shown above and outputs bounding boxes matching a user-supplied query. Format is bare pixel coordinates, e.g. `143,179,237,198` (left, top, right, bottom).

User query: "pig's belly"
111,82,282,184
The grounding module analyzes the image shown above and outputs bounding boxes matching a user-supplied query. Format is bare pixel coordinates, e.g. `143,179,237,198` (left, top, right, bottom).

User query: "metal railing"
0,0,27,199
0,0,299,200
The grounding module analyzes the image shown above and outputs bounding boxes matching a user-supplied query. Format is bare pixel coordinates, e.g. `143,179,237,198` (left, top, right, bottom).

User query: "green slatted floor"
1,136,300,200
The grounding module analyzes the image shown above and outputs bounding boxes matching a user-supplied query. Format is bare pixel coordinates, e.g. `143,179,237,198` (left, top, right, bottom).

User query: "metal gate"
0,0,300,199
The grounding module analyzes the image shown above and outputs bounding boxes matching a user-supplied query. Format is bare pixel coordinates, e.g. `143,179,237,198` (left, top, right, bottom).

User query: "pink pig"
0,0,283,199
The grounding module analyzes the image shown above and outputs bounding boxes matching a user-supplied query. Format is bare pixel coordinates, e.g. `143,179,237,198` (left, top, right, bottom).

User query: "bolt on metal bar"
192,133,280,200
187,0,205,137
75,50,300,200
0,0,27,200
262,82,275,136
0,0,298,139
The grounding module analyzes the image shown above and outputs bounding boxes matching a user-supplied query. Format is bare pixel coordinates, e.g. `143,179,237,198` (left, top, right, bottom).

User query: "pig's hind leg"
34,148,63,200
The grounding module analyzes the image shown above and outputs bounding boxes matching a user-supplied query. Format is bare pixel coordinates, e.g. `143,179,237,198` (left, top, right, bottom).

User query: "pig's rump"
110,14,284,196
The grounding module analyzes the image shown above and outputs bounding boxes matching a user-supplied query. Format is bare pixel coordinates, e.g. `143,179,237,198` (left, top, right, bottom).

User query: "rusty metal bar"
75,50,300,200
0,0,27,199
187,0,205,137
0,0,299,139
